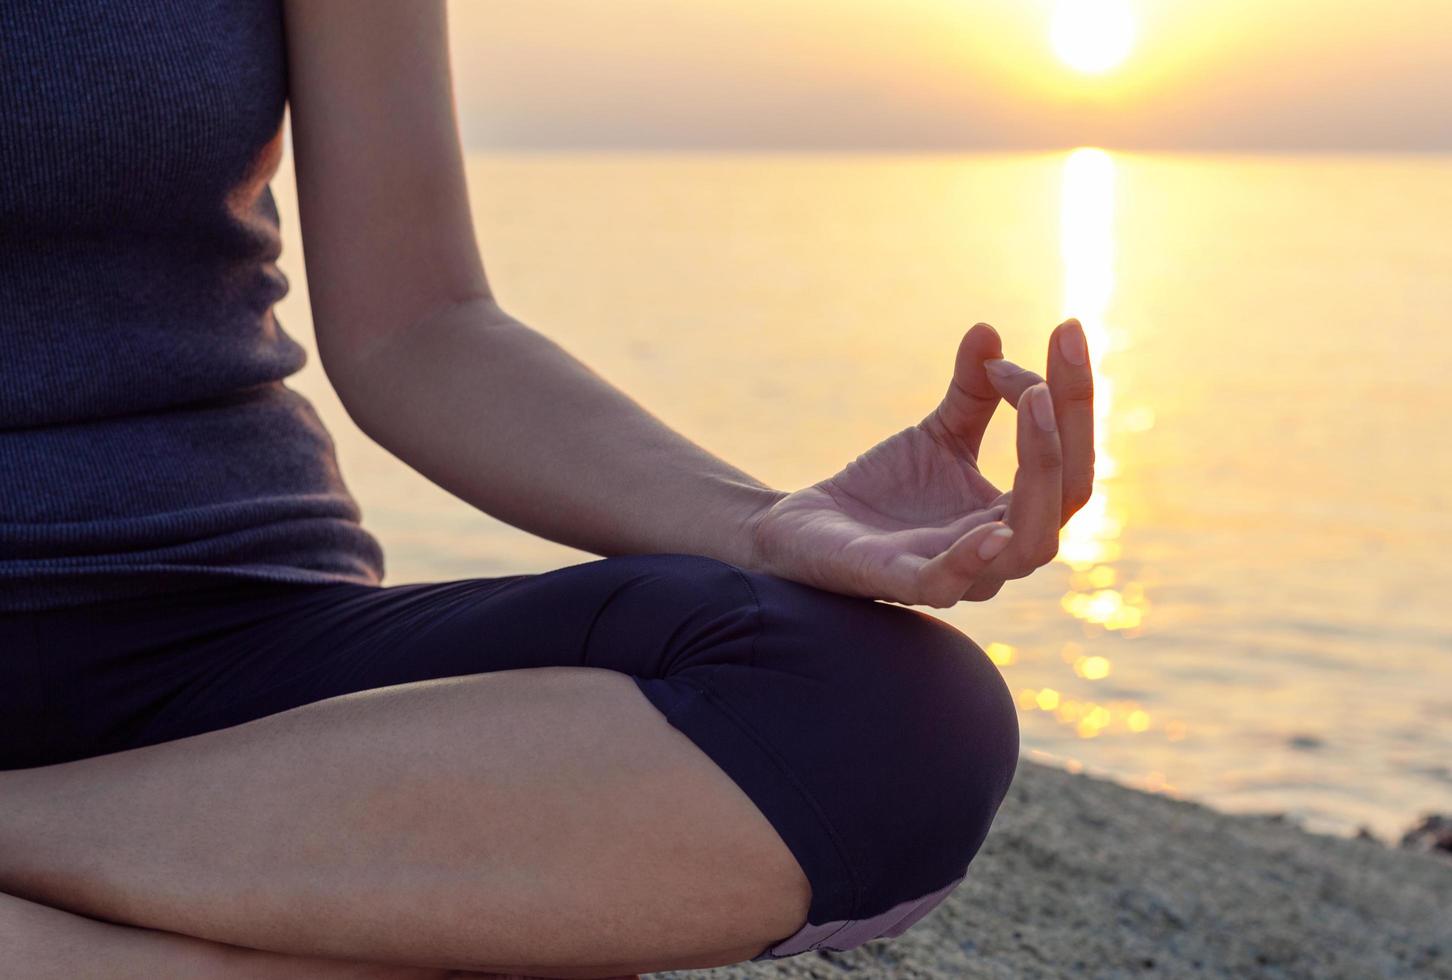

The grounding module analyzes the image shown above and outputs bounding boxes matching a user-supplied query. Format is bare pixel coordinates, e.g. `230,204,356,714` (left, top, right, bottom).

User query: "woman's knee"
704,571,1019,920
626,555,1022,845
606,555,1021,956
798,598,1020,879
752,571,1019,790
876,609,1022,815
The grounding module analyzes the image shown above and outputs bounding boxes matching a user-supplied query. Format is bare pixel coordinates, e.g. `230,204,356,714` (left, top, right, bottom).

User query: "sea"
270,150,1452,843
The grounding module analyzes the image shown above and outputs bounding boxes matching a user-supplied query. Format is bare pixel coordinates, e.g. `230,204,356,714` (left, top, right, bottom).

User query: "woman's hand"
745,319,1095,608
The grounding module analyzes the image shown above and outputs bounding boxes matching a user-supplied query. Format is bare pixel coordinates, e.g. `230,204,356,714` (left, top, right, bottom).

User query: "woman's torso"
0,0,386,612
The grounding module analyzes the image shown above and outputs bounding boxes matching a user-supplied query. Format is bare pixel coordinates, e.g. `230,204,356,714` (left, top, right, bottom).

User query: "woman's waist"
0,381,369,555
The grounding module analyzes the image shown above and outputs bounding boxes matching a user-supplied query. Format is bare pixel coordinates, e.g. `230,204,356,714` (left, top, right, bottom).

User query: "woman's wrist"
679,479,787,573
725,484,789,573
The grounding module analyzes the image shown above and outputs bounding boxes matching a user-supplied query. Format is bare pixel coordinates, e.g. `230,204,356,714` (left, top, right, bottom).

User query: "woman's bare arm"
282,0,784,569
282,1,1091,605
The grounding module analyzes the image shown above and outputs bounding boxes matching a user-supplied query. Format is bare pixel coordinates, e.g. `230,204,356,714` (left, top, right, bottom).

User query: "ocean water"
271,150,1452,842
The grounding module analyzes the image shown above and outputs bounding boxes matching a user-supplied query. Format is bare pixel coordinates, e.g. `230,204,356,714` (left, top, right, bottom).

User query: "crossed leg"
0,667,811,977
0,553,1019,977
0,889,489,979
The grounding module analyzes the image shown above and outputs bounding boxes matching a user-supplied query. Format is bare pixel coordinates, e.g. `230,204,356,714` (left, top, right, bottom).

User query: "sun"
1051,0,1136,75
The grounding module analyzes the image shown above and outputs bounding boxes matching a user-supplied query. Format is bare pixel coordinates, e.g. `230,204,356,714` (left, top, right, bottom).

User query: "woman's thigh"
9,552,1021,961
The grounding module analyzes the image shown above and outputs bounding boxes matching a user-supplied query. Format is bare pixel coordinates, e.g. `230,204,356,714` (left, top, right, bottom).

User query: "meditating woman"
0,2,1094,977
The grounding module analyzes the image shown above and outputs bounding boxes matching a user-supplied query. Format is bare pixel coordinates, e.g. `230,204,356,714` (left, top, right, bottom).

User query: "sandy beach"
655,756,1452,979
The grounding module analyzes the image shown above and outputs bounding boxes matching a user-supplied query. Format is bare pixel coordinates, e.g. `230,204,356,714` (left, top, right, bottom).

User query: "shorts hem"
747,869,968,960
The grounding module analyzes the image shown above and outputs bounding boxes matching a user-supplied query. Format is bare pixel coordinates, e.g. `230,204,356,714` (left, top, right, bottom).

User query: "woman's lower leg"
0,666,809,977
0,888,488,979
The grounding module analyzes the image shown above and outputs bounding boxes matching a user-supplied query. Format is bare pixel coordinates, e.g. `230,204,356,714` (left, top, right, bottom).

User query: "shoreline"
656,756,1452,979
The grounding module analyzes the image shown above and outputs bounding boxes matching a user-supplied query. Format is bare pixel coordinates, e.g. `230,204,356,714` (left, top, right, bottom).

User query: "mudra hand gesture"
748,319,1095,608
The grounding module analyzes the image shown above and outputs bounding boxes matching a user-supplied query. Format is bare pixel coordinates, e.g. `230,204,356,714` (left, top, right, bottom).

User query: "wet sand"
654,756,1452,979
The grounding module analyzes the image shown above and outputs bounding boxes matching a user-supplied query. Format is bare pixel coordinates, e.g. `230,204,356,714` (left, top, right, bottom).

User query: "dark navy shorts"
0,552,1020,961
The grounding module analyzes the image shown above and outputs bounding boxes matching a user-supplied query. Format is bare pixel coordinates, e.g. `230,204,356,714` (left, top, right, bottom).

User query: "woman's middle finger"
1046,318,1095,522
981,383,1063,581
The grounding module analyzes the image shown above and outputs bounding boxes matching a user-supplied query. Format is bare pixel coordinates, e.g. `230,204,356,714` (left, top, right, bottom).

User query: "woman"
0,2,1094,977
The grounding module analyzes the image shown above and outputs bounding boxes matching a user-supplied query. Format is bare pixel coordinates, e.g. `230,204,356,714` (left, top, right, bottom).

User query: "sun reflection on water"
998,148,1179,756
1056,147,1148,634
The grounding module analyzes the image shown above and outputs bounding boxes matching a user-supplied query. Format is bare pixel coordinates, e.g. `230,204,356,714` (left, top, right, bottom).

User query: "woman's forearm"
325,295,787,570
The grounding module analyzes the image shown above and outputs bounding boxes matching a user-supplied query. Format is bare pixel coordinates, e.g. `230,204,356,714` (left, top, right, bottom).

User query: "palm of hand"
752,424,1006,602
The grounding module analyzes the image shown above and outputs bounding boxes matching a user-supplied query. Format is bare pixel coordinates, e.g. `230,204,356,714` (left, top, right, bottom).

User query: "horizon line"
452,143,1452,157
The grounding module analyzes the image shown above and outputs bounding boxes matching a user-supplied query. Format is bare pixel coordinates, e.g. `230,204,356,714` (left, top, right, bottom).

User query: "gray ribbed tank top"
1,1,387,611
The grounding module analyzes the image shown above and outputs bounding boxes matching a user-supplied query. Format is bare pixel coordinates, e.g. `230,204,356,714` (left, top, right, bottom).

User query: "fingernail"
977,525,1014,560
984,358,1017,377
1057,321,1088,366
1030,385,1057,431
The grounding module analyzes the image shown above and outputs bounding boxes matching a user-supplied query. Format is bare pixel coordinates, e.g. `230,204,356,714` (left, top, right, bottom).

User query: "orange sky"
445,0,1450,151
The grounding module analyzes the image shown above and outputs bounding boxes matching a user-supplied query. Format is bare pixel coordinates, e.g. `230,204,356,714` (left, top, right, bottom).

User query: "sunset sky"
445,0,1450,151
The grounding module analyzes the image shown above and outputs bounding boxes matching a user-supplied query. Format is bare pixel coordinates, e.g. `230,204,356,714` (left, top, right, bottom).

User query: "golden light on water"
1073,655,1112,680
1050,0,1136,75
984,642,1019,667
981,147,1185,758
1015,686,1162,742
985,148,1187,763
1054,149,1151,632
